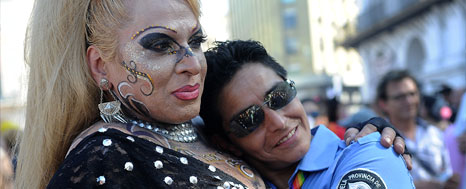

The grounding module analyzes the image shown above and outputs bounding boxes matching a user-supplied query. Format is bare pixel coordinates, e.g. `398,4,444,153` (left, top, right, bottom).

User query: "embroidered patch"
337,168,386,189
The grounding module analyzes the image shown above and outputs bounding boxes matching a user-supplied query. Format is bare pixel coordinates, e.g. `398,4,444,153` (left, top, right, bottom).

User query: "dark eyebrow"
191,23,200,33
131,25,177,40
138,33,177,49
190,28,203,37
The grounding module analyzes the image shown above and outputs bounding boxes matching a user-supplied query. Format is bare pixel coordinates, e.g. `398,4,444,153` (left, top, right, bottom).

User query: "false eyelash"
190,35,208,44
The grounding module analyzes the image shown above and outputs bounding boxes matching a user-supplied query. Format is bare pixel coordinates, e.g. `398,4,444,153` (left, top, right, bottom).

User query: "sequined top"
47,129,246,188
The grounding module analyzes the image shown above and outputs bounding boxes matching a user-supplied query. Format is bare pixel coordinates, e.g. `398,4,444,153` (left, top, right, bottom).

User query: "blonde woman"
16,0,406,188
16,0,268,188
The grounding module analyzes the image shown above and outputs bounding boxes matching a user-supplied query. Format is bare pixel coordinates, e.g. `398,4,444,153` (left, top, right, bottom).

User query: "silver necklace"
129,119,198,143
98,100,198,143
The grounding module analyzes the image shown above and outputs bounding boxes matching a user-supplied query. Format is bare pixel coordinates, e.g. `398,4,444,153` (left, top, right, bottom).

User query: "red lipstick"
172,83,200,100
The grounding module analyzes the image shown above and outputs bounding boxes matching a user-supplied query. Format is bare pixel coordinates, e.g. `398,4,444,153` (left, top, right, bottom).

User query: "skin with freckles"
104,0,207,124
218,63,311,172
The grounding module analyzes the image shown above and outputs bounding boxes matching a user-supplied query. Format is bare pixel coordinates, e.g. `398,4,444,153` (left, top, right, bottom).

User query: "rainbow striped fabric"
292,171,305,189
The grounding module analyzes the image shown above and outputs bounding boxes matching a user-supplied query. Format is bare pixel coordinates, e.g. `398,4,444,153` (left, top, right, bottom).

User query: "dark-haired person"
200,40,414,188
376,69,455,188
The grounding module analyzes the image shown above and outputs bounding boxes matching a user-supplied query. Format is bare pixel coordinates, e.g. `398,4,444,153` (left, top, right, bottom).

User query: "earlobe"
87,45,107,85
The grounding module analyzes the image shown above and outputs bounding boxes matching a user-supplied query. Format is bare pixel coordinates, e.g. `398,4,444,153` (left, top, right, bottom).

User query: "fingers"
402,154,413,170
380,127,396,148
344,128,359,145
393,136,406,154
353,124,377,142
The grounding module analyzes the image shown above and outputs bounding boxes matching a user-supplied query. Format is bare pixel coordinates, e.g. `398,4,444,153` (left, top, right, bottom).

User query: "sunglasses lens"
228,80,296,138
230,105,265,138
265,81,297,110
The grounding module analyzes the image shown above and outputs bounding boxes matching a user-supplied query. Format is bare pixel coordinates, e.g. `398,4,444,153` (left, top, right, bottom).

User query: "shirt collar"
296,125,342,172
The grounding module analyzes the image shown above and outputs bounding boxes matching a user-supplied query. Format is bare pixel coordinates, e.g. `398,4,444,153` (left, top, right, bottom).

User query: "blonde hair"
16,0,200,188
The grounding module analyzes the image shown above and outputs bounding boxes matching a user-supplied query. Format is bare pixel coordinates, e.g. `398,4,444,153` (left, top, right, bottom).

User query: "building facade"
342,0,466,102
308,0,365,105
229,0,366,104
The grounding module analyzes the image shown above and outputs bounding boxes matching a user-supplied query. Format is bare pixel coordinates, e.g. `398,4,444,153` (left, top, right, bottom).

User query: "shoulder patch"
337,168,386,189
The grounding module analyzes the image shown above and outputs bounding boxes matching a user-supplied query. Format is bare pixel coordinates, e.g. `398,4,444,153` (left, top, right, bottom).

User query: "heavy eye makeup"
139,33,178,53
188,30,207,49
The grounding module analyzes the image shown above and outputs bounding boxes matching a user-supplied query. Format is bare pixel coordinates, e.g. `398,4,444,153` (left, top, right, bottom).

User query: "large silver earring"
98,78,127,123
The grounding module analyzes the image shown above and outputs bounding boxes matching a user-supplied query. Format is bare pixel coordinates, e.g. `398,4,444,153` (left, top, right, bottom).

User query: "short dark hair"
200,40,287,136
376,69,420,101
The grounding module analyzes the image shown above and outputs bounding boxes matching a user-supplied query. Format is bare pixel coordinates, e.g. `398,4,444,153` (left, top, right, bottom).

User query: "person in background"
0,137,13,189
445,92,466,188
376,69,456,188
438,84,458,123
325,97,346,139
419,95,452,130
201,40,414,188
339,103,379,128
301,98,320,128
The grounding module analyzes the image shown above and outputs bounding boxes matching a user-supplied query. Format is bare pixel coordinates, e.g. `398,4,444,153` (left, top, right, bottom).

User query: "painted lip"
172,83,200,100
275,126,298,147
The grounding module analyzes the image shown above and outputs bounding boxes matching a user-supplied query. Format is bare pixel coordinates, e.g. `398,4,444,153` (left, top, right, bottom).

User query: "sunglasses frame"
227,79,297,138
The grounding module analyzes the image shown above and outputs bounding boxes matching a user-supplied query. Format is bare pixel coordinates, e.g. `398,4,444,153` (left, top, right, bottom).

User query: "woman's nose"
175,47,201,75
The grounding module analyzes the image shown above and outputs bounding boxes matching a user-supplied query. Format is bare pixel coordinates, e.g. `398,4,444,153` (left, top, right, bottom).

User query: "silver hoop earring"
98,78,127,123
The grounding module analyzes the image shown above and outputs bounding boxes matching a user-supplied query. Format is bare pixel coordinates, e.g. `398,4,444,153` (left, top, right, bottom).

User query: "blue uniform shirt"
267,125,414,189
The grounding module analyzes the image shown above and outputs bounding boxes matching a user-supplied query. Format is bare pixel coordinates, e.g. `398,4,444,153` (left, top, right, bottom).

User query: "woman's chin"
160,107,200,124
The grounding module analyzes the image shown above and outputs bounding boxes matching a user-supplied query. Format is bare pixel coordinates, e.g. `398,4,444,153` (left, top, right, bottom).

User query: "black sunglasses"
227,79,297,138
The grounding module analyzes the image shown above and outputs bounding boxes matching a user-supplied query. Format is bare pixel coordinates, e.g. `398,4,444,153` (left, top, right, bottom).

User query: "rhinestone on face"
164,176,173,185
180,157,188,165
208,165,216,172
223,181,231,189
154,160,163,169
214,175,222,180
98,127,108,133
124,162,134,171
138,123,145,127
102,139,112,146
217,187,225,189
155,146,163,154
126,136,135,142
189,176,198,184
96,176,106,185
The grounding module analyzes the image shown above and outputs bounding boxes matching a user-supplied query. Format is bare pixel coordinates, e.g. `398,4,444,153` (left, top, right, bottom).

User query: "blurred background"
1,0,466,130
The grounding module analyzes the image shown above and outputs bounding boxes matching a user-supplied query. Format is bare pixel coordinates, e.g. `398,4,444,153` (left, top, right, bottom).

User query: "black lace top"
47,128,246,188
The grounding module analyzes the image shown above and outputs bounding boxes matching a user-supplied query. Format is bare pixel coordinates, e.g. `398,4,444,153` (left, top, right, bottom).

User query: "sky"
0,0,33,102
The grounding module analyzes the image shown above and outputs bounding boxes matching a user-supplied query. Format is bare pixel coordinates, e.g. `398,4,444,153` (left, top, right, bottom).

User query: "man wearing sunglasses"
201,40,414,188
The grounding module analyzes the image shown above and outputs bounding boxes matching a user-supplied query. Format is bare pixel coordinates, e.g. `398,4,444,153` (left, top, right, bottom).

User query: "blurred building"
308,0,365,109
228,0,365,108
229,0,330,99
340,0,466,102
